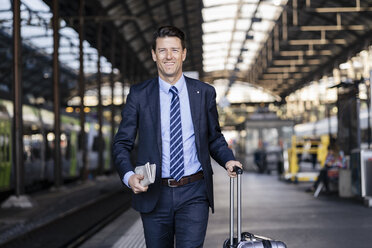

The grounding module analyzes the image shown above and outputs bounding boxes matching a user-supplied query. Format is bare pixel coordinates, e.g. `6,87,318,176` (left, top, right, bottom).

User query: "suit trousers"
140,179,209,248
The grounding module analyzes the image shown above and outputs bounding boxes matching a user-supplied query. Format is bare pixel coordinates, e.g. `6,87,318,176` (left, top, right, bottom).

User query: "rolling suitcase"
223,166,287,248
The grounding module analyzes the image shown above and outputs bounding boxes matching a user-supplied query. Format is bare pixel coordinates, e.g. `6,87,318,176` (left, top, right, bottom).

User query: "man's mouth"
164,61,175,66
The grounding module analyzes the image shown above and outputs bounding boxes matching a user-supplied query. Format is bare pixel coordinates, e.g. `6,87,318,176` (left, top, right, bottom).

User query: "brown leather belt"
162,171,204,187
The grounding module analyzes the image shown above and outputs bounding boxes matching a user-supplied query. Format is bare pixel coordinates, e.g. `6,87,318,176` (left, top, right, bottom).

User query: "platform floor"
81,162,372,248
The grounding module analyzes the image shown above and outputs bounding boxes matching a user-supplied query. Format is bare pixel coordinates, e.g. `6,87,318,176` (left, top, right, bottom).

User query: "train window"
45,133,53,160
0,135,3,161
262,128,279,147
47,132,55,141
5,135,10,161
65,134,71,159
60,132,67,158
23,133,43,161
23,135,32,162
246,129,260,154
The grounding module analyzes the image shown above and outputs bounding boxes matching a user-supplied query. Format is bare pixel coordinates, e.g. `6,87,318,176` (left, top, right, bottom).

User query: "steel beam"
313,7,372,13
279,50,332,56
299,25,366,31
266,66,312,73
288,39,346,45
272,59,321,66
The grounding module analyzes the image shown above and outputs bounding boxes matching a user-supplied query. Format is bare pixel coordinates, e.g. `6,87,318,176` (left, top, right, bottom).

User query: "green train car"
0,99,112,192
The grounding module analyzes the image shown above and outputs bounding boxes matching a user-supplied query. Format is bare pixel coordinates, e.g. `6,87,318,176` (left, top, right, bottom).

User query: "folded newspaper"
134,162,156,187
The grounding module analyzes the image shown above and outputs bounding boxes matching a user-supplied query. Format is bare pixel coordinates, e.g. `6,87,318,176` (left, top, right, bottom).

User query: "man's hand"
225,160,243,178
128,174,148,194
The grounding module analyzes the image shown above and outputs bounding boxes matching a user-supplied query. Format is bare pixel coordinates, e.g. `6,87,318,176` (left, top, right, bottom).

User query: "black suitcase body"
223,167,287,248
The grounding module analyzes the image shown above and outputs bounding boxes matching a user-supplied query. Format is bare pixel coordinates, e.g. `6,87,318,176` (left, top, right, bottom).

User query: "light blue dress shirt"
123,75,201,187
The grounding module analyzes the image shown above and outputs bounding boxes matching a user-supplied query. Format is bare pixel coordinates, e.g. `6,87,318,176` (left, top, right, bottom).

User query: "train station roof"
1,0,372,106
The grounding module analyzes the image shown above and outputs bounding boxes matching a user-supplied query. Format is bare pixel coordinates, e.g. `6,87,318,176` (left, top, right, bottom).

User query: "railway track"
0,189,131,248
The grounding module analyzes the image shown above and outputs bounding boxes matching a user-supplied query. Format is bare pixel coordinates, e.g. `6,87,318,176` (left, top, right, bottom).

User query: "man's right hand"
128,174,148,194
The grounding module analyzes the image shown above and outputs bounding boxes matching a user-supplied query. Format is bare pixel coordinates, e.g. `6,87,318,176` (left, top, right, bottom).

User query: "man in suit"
113,26,242,248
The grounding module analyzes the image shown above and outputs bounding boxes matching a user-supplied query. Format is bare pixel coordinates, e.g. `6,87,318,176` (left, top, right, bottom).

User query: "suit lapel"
147,78,162,159
185,77,201,151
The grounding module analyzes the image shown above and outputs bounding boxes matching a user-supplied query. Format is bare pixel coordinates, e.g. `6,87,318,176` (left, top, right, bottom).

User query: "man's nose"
166,50,172,59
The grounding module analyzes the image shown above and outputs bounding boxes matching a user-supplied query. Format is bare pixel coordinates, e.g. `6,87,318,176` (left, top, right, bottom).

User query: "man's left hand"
225,160,243,178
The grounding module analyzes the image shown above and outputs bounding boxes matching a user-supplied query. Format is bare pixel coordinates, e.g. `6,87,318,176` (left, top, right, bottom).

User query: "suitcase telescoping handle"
230,166,243,247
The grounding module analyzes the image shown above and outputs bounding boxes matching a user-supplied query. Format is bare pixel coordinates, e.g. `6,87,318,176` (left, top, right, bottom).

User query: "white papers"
134,162,156,187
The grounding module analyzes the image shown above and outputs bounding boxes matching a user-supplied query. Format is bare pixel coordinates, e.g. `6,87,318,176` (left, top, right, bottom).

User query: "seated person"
306,143,343,193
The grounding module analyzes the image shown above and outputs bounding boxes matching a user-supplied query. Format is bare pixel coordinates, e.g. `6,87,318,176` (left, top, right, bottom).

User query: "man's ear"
182,48,187,62
151,49,157,62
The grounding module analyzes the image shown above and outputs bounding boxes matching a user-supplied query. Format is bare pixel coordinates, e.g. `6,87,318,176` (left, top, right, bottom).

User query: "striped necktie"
169,86,184,181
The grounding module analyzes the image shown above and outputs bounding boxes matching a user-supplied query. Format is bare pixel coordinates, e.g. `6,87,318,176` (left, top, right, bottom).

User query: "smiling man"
113,26,242,248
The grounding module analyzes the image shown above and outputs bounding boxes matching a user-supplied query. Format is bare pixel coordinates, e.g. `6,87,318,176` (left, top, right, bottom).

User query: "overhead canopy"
202,0,372,99
52,0,372,100
0,28,78,105
43,0,205,78
1,0,372,105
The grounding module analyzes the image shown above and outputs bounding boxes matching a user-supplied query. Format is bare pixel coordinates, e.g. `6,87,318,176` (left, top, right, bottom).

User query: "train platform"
0,174,130,247
81,161,372,248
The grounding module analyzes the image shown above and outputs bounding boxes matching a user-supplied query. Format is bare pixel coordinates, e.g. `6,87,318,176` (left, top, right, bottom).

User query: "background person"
306,142,342,194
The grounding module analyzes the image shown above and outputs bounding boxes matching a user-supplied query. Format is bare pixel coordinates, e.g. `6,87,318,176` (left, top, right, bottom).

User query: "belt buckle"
167,179,178,188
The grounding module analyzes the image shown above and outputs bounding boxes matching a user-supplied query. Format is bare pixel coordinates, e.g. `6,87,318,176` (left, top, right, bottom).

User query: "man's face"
151,36,186,83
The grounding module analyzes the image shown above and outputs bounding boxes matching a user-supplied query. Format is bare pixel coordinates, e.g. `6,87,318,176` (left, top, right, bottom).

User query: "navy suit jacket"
113,76,235,213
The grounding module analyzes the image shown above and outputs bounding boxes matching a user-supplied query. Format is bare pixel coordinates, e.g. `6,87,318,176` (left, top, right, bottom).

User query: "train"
0,99,112,193
294,107,370,148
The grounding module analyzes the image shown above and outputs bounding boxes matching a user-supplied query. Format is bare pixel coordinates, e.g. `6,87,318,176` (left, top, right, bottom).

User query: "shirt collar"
158,74,185,94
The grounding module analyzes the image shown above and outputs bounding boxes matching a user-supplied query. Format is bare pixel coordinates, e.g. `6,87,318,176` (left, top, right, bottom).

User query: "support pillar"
2,0,32,208
97,21,103,175
121,46,127,106
110,32,116,170
52,0,62,188
12,0,23,198
79,0,87,180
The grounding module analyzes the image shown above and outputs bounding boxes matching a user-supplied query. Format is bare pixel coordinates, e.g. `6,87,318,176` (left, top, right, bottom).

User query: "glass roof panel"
257,3,283,19
203,50,228,59
243,0,260,4
232,31,245,42
202,0,287,77
230,49,240,57
204,64,225,72
230,42,243,50
203,43,229,52
252,20,274,31
202,5,238,22
203,0,238,8
204,58,226,66
236,19,252,30
240,4,257,18
214,79,277,103
4,0,114,74
226,63,235,70
203,31,232,44
251,32,266,42
202,20,235,33
227,57,237,64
